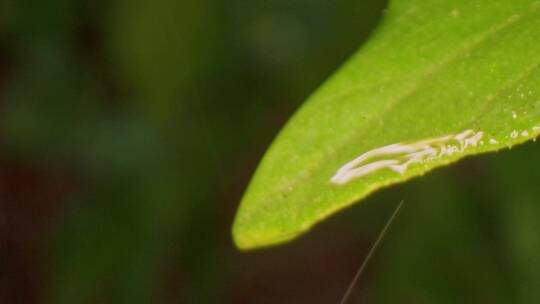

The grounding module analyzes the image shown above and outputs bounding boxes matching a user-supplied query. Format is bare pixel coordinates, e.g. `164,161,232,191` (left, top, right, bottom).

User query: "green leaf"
232,0,540,249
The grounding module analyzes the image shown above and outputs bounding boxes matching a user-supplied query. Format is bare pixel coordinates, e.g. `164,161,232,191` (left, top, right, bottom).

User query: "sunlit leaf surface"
233,0,540,249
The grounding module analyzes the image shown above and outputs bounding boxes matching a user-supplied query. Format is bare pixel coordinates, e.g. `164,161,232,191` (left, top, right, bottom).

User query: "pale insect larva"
331,129,484,185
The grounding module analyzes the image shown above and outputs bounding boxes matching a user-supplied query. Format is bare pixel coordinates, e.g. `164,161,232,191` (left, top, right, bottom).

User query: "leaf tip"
232,212,304,250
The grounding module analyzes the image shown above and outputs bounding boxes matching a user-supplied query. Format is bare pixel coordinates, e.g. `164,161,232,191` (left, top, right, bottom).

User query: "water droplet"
510,130,519,138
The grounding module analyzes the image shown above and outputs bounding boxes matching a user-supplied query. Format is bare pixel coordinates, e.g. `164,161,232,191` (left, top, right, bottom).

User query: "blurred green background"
1,0,540,303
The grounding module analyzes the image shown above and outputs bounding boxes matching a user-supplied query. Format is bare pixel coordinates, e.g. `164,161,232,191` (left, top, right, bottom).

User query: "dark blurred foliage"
1,0,540,303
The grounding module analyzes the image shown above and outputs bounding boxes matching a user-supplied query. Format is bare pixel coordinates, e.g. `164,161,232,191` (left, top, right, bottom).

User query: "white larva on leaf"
331,130,484,184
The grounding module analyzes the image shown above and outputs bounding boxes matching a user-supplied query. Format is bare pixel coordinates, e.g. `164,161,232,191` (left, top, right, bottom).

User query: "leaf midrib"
470,57,540,128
